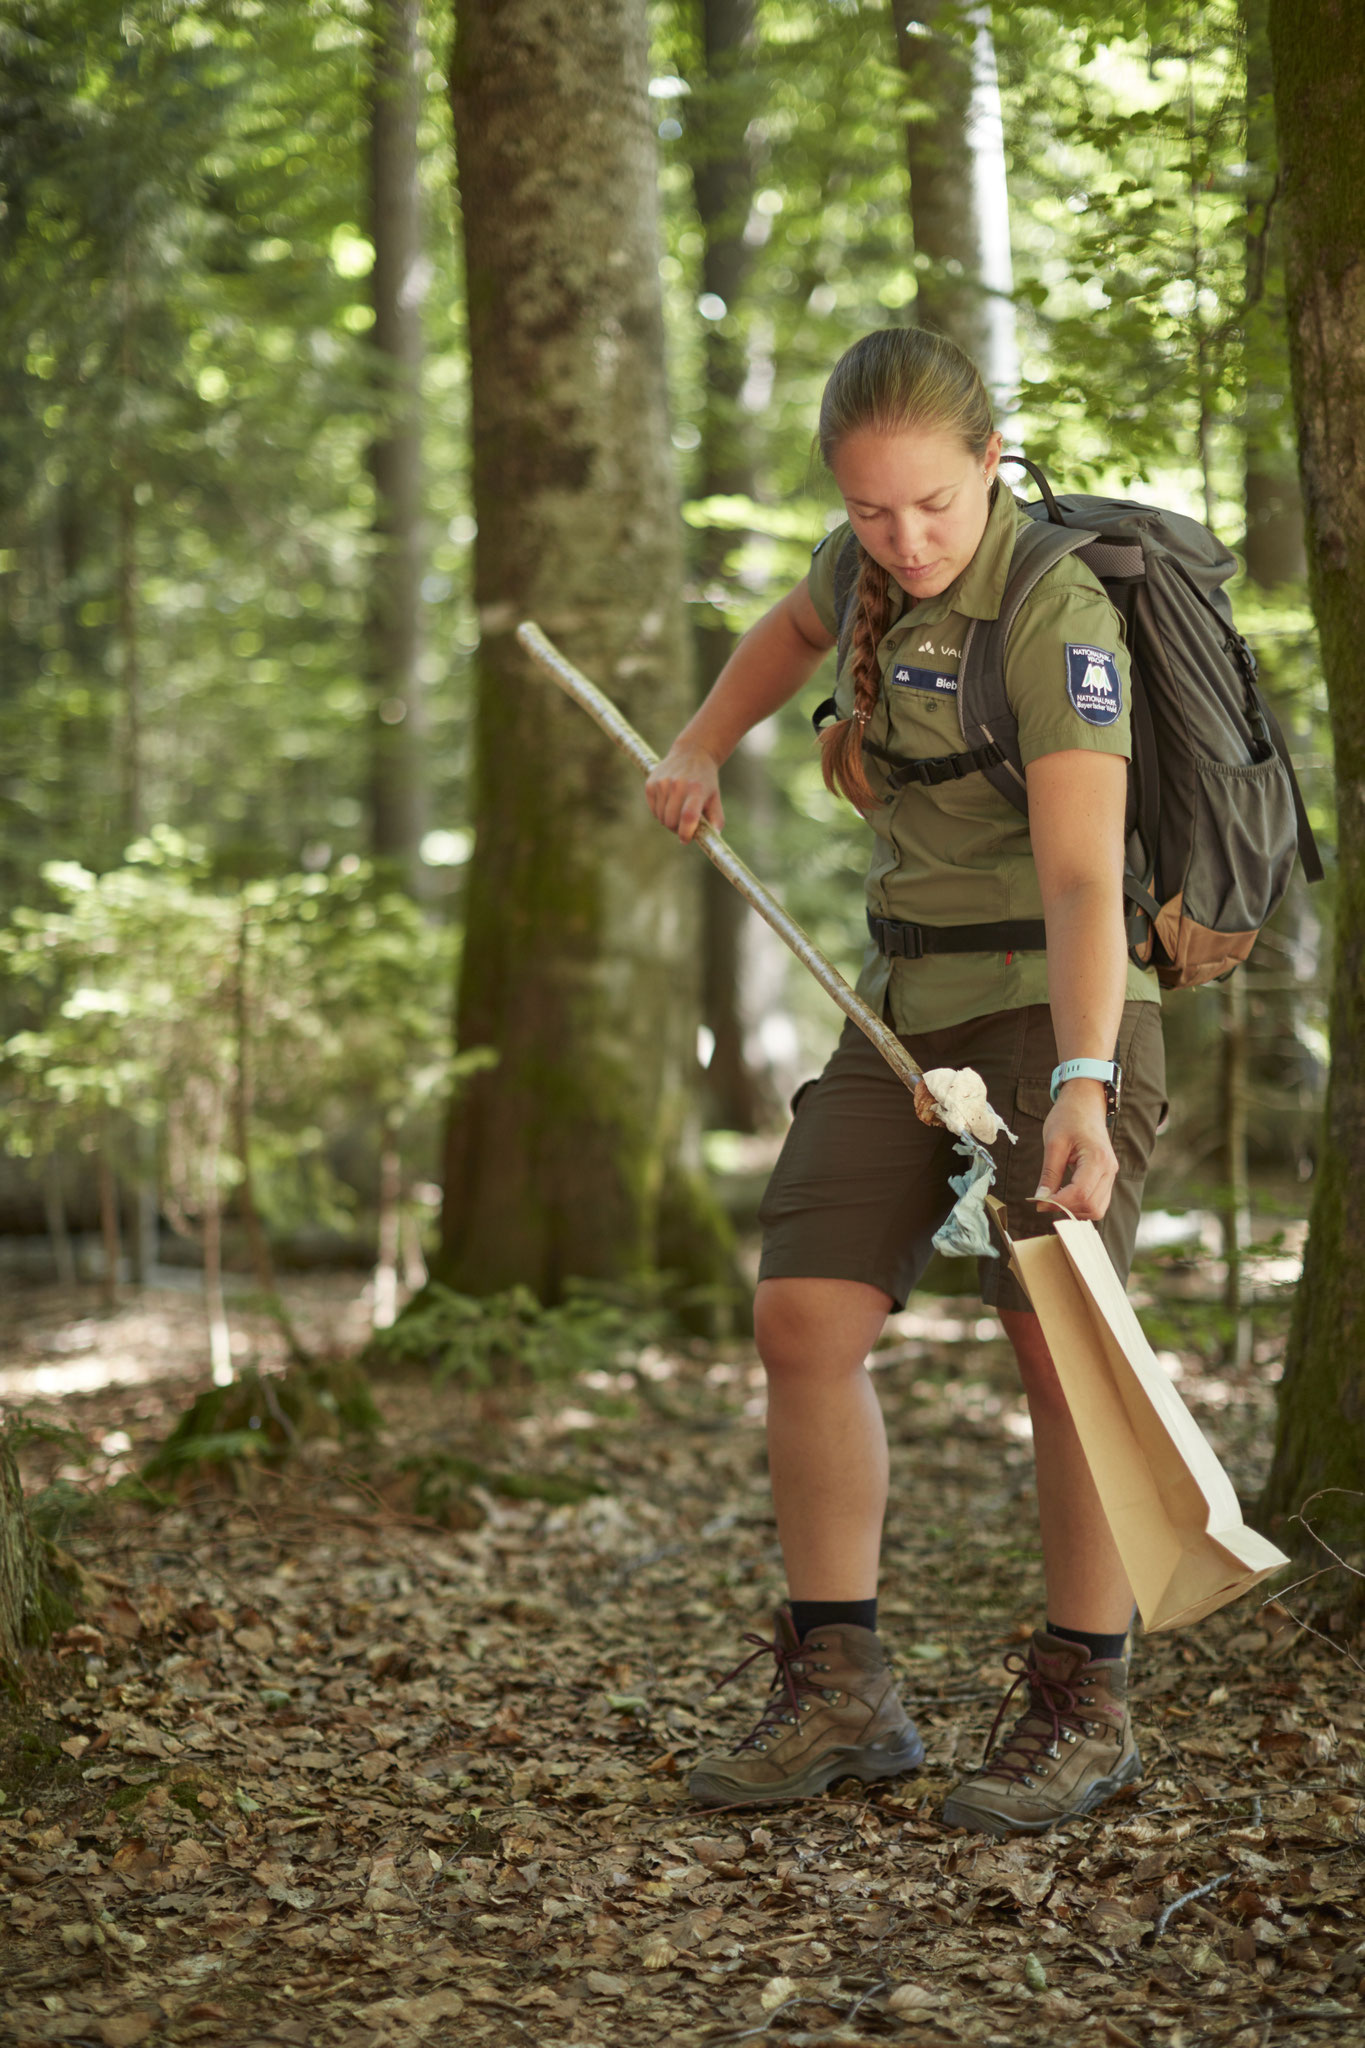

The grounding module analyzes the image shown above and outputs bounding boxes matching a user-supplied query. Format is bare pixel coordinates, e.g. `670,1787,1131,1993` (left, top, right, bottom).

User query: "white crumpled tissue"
922,1065,1015,1147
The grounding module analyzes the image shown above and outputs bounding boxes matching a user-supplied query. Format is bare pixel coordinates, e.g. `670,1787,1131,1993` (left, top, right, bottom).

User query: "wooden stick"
516,620,925,1094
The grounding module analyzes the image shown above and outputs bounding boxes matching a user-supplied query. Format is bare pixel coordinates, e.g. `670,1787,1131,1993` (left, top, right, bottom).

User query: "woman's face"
829,424,1003,600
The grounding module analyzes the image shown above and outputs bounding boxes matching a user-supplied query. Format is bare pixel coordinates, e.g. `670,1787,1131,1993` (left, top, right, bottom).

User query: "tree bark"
1219,969,1252,1366
116,478,143,843
691,0,767,1133
1261,0,1365,1580
0,1440,42,1669
1243,0,1306,587
97,1146,121,1308
442,0,712,1297
233,911,307,1361
43,1166,77,1292
373,1114,402,1330
201,1091,233,1387
365,0,428,890
1,1440,87,1669
896,1,1017,403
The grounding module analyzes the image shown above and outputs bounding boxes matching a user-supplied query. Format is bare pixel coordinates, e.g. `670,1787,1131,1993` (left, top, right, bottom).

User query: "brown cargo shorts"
757,1001,1167,1316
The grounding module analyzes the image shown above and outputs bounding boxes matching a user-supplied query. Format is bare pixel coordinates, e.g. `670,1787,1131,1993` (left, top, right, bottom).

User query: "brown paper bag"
1003,1212,1288,1631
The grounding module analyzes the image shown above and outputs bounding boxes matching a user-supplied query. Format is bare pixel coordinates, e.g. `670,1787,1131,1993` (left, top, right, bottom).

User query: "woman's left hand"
1034,1080,1118,1223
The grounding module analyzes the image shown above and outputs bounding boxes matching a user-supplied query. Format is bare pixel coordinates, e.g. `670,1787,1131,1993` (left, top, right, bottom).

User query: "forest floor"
1,1252,1362,2048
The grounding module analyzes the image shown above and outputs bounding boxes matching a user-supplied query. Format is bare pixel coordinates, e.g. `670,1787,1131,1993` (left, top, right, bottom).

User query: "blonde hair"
816,329,995,812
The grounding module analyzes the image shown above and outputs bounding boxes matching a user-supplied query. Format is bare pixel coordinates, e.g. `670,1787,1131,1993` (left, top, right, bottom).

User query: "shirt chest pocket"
881,651,966,768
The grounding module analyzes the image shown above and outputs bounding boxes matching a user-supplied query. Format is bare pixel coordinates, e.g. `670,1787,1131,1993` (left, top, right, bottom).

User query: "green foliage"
368,1278,672,1387
0,837,461,1241
396,1450,603,1524
0,0,1336,1246
143,1356,380,1483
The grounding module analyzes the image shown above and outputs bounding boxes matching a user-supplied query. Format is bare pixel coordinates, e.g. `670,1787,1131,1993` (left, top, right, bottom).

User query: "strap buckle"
868,913,923,960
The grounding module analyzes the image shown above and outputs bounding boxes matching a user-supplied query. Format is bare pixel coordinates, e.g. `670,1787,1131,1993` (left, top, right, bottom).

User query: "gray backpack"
823,457,1323,989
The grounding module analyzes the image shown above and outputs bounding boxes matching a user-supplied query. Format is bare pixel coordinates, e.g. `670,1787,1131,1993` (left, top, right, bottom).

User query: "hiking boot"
689,1605,925,1808
941,1629,1141,1838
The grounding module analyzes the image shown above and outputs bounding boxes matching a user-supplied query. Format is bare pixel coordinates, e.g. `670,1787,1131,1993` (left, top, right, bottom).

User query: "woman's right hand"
645,742,724,843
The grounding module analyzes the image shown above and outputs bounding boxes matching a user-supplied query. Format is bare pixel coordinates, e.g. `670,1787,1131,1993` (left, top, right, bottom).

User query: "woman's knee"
754,1276,891,1379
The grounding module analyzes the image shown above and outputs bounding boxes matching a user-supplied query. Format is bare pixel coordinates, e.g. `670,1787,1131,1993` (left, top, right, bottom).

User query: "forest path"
1,1269,1361,2048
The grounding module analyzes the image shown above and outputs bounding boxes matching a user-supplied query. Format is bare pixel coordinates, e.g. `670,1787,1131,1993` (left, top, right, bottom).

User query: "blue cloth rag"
931,1137,999,1259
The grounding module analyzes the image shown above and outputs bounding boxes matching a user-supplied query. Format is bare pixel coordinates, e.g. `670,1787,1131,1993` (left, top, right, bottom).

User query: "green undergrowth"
387,1449,604,1528
143,1357,380,1488
365,1277,679,1386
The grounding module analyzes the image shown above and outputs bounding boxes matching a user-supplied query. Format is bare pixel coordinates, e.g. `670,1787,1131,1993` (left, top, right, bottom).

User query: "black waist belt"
867,910,1048,960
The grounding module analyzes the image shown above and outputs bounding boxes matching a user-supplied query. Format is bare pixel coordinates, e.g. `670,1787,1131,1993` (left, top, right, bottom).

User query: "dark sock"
790,1598,877,1641
1046,1620,1128,1663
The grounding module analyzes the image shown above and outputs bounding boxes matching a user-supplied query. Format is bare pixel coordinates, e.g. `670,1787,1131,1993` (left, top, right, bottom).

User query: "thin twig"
1293,1489,1365,1580
1262,1602,1365,1680
843,1975,891,2024
1153,1869,1232,1937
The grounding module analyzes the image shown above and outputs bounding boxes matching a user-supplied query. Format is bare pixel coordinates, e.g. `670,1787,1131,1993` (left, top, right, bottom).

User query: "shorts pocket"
1114,1006,1167,1180
1014,1078,1054,1127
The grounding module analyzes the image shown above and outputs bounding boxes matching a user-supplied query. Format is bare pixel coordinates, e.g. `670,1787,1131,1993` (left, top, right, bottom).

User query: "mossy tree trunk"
365,0,428,891
1261,0,1365,1582
1243,0,1306,589
691,0,769,1134
895,1,1016,403
1,1442,43,1669
441,0,712,1298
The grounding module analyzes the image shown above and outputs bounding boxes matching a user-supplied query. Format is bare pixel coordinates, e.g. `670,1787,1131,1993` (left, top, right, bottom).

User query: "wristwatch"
1050,1057,1122,1119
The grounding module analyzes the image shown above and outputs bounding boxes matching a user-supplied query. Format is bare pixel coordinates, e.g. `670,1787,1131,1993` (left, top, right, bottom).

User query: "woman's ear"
983,430,1004,486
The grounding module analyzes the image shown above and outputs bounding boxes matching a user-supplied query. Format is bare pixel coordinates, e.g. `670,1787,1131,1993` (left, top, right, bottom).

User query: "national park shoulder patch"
1065,643,1123,726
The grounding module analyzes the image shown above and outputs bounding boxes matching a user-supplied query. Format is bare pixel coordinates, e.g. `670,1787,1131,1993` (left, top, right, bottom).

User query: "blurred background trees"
0,1,1339,1356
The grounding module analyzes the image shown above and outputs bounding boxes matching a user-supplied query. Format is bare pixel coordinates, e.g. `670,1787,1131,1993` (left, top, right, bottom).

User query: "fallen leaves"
2,1270,1363,2048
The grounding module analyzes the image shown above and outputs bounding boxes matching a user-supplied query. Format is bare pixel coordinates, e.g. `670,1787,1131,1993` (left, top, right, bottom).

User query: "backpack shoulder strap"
810,529,865,735
957,517,1098,816
832,527,863,676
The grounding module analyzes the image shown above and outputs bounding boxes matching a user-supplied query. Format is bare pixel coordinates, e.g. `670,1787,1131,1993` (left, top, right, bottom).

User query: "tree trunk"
201,1093,233,1387
0,1437,84,1670
116,478,143,843
1,1440,41,1669
442,0,712,1299
1260,0,1365,1583
896,1,1018,404
365,0,428,891
691,0,767,1133
97,1147,121,1307
373,1115,402,1330
1244,0,1306,587
43,1166,77,1291
233,912,307,1360
1219,971,1253,1366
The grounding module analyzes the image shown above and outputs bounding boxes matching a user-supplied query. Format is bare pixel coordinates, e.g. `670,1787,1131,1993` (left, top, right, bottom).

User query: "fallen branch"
1152,1869,1232,1938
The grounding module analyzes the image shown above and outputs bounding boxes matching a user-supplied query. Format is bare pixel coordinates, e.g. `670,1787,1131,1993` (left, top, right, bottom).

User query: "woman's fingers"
644,749,723,842
1034,1114,1117,1223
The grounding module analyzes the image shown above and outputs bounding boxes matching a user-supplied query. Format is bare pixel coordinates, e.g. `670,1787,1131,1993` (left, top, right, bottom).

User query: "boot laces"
714,1630,831,1751
975,1651,1098,1785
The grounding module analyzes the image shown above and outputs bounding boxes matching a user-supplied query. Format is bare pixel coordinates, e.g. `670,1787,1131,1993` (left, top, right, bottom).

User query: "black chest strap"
811,697,1005,791
867,737,1006,790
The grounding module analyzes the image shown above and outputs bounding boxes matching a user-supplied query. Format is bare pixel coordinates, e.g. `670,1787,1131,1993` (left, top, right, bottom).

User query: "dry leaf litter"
1,1262,1361,2048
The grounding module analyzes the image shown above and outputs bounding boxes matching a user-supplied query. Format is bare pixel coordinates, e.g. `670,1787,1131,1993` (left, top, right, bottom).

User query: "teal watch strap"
1050,1057,1120,1104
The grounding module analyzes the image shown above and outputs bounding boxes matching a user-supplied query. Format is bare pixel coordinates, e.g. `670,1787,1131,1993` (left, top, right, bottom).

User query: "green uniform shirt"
806,483,1161,1034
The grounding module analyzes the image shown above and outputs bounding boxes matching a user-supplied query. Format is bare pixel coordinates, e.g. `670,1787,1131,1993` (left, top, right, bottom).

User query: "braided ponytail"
819,549,892,813
815,328,995,814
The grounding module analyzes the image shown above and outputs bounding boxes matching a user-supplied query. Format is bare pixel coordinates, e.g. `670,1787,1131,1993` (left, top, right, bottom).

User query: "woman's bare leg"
1001,1305,1134,1633
755,1276,894,1600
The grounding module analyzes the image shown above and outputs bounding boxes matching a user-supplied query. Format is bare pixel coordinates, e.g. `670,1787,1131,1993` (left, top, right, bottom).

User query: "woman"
645,329,1166,1836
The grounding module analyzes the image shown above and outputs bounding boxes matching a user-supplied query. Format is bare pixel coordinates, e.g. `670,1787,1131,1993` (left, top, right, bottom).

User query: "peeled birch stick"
517,621,1011,1155
517,622,925,1095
